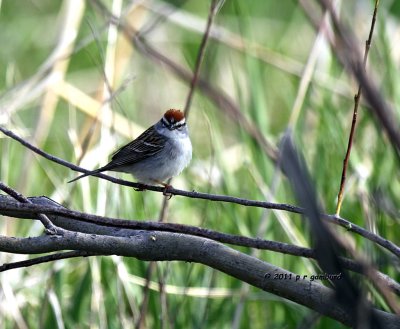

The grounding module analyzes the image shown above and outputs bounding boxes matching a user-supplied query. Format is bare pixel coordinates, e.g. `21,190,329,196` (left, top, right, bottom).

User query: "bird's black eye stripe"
171,122,186,130
161,117,186,130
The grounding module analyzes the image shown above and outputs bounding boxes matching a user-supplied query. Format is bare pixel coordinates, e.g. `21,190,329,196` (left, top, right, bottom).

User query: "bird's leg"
153,180,173,198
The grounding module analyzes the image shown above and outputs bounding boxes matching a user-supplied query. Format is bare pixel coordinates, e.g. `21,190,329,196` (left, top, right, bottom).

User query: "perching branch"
0,125,399,259
0,125,294,212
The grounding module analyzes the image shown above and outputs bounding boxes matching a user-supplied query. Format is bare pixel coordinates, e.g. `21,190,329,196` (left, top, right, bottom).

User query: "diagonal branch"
0,182,60,235
183,0,220,119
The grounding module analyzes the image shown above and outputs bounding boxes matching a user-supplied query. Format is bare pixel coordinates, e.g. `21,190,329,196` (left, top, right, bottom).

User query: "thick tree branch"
0,231,398,327
1,194,399,296
0,195,316,256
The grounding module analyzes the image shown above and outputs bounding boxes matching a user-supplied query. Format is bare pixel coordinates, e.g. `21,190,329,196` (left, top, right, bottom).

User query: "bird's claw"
162,184,173,199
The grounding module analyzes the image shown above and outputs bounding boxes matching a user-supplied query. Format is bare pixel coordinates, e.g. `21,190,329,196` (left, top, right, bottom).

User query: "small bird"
69,109,192,187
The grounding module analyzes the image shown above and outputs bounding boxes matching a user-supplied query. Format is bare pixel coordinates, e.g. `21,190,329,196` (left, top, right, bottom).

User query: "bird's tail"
68,168,104,183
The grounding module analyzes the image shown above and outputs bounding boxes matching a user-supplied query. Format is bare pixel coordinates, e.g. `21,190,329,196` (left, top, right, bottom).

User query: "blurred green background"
0,0,399,328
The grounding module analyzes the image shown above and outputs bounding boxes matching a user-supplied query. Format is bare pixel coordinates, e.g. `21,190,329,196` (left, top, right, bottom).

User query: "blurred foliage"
0,0,399,328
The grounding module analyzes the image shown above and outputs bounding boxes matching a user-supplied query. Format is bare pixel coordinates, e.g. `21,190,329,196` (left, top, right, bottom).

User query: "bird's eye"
176,123,185,131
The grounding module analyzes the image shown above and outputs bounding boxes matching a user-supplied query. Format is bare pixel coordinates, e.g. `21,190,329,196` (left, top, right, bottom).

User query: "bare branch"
183,0,220,118
0,195,314,256
335,0,380,215
0,182,60,234
1,194,399,258
0,251,98,272
0,231,398,326
1,194,399,296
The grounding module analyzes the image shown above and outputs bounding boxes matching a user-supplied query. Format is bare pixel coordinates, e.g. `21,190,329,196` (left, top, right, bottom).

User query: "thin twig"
183,0,219,119
0,251,98,272
0,181,60,235
135,262,154,329
335,0,380,215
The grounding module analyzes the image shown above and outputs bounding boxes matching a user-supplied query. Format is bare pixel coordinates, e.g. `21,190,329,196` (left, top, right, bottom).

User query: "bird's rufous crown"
164,109,185,124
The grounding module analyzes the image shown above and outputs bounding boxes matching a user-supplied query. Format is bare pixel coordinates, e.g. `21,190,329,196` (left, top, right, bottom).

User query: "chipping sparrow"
69,109,192,186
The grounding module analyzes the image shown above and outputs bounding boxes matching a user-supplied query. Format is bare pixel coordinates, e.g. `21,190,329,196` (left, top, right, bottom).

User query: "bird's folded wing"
107,126,166,168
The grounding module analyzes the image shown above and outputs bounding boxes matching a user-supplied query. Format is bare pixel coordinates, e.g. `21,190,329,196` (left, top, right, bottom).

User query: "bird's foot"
156,181,173,199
